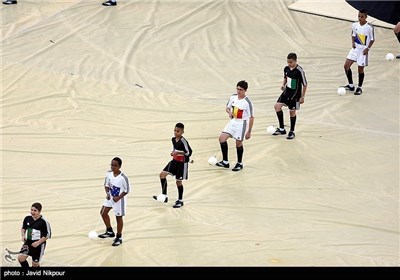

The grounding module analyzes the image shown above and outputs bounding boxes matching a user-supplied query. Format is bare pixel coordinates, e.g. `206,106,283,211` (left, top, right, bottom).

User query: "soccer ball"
266,126,275,134
156,194,167,202
208,156,217,165
386,53,394,61
88,231,98,240
337,87,346,95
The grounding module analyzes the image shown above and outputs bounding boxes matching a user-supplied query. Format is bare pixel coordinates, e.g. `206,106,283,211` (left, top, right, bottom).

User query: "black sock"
19,260,29,268
358,72,364,87
161,178,167,195
290,116,297,132
177,185,183,200
236,146,243,163
220,142,228,161
107,227,113,233
116,233,122,238
277,111,284,128
345,68,353,84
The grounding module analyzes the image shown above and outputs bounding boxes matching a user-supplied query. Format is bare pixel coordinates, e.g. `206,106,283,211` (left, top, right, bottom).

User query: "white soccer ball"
337,87,346,95
266,125,275,134
156,193,167,202
208,156,218,165
88,231,98,240
386,53,394,61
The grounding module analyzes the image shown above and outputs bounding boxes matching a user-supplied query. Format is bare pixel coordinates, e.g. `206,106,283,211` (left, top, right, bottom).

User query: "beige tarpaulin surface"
1,0,399,267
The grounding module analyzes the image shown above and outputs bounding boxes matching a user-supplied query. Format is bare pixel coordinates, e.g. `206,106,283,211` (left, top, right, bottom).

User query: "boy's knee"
17,255,25,263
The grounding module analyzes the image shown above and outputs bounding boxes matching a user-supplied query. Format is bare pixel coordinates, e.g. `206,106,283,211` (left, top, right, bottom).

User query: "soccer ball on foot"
156,194,167,202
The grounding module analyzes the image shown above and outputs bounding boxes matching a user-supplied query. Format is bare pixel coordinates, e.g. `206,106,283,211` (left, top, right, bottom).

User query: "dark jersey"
171,136,192,163
22,215,51,242
283,64,307,100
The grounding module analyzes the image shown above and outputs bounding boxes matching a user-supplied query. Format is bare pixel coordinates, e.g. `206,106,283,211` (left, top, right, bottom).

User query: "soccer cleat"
232,163,243,172
3,0,17,4
153,195,168,203
396,54,400,59
287,131,295,140
173,200,184,208
272,127,286,135
102,0,116,6
354,87,362,95
112,237,122,246
343,85,355,91
215,161,229,168
98,231,115,238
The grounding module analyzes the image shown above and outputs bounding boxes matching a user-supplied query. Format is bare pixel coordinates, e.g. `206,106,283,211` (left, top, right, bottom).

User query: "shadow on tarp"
346,1,400,25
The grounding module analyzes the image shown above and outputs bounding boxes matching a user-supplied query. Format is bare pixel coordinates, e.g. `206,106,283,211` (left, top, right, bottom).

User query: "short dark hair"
236,80,248,90
359,9,368,15
175,122,184,130
32,202,42,212
287,52,297,60
112,157,122,167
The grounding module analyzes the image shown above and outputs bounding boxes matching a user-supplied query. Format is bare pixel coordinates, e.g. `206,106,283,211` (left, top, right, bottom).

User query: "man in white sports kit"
342,9,375,95
215,80,254,172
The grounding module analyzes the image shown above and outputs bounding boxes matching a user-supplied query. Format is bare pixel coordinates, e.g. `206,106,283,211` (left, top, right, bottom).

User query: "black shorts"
277,92,300,110
22,241,46,263
163,160,189,181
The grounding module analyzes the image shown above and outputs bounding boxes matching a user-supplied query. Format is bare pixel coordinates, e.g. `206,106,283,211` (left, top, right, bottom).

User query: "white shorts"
222,118,249,141
103,196,127,216
347,47,368,66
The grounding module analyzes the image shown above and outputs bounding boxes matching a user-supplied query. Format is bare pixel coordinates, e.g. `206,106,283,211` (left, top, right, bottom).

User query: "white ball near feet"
88,231,98,240
208,156,218,165
337,87,346,95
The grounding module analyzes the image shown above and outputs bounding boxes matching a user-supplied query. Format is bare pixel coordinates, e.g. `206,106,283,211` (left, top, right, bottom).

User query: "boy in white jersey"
342,9,375,95
98,157,130,246
215,80,254,172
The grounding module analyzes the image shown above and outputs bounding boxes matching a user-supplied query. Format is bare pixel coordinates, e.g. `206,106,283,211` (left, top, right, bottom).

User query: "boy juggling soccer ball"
153,123,192,208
